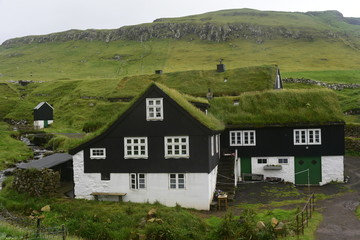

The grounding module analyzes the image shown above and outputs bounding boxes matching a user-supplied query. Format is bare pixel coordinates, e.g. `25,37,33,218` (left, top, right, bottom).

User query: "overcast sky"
1,0,359,44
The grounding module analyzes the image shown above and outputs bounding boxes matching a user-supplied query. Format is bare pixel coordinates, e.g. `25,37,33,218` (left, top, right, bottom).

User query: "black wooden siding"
34,103,53,121
222,124,344,157
82,85,220,174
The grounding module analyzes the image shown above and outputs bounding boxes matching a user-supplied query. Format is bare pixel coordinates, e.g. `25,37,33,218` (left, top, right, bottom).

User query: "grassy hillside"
0,8,359,161
2,66,276,133
1,9,360,81
1,38,360,81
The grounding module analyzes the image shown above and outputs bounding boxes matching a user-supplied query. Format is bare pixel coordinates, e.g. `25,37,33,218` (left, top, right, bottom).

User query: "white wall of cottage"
320,156,344,185
73,150,218,210
251,156,295,183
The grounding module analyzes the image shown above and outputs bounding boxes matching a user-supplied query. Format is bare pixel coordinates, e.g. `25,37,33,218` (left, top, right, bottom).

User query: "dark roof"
69,83,224,154
34,102,54,110
18,153,72,169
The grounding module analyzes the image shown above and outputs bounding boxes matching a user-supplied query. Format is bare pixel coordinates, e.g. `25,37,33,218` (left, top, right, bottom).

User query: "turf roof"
69,82,224,152
209,89,344,127
154,82,224,131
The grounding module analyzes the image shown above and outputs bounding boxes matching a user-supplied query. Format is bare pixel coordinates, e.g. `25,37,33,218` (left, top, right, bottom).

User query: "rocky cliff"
2,10,359,47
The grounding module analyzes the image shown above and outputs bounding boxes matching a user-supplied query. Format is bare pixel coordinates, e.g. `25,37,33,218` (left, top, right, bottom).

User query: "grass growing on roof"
156,82,225,131
209,89,344,127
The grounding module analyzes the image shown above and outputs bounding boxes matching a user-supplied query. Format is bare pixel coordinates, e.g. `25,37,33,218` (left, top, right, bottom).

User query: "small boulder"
41,205,51,212
271,217,279,227
256,221,266,230
147,208,157,219
274,222,285,232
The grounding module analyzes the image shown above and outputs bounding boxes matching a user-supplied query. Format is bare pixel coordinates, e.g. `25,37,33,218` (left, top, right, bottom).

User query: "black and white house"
69,83,224,210
70,77,345,210
210,89,345,186
33,102,54,129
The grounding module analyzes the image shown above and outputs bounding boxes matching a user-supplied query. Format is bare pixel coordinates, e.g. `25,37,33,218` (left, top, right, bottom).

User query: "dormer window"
146,98,163,121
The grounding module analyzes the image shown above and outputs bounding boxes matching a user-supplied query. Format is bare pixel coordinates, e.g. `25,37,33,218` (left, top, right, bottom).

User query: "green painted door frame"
295,157,322,185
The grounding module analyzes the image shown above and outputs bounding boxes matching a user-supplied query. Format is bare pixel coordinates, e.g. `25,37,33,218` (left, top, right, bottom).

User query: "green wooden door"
44,120,49,128
295,157,322,185
241,157,251,174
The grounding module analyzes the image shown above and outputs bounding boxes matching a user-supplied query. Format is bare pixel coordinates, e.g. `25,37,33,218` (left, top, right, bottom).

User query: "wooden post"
36,218,41,238
301,211,304,235
309,198,312,219
62,224,66,240
296,214,299,236
307,204,309,226
312,194,315,211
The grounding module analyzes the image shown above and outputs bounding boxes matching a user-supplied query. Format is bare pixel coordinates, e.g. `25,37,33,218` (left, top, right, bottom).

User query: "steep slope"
1,9,360,81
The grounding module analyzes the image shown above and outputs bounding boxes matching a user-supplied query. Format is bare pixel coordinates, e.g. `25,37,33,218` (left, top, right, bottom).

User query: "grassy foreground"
0,122,33,169
0,183,319,240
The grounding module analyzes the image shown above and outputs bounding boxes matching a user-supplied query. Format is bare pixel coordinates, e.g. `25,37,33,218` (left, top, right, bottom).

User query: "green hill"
1,9,360,81
0,8,359,163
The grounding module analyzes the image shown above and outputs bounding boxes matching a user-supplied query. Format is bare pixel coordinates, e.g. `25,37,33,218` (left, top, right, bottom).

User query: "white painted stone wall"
33,120,53,129
73,151,218,210
320,156,344,185
251,156,295,183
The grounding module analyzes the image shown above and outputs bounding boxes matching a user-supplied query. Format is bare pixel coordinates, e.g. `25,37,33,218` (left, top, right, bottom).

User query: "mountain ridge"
2,9,360,47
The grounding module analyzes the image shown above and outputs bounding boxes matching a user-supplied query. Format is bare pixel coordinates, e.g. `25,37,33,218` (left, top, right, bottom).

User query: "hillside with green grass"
1,9,360,81
0,8,359,161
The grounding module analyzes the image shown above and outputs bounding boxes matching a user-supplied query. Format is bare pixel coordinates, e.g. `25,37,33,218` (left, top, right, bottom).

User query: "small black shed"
33,102,54,128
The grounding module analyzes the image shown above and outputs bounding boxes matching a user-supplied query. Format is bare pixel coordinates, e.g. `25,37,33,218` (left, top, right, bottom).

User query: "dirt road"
315,156,360,240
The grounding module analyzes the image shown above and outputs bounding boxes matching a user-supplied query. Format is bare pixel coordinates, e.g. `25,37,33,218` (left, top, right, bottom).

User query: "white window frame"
230,131,242,146
294,129,307,145
130,173,146,190
164,136,189,158
294,129,321,145
146,98,163,121
278,158,289,164
243,130,256,146
124,137,148,159
308,129,321,145
211,136,214,156
257,158,267,164
229,130,256,146
215,134,219,153
169,173,185,189
90,148,106,159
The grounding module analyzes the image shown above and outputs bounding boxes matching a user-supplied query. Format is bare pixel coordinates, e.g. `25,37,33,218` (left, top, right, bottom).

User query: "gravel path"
315,156,360,240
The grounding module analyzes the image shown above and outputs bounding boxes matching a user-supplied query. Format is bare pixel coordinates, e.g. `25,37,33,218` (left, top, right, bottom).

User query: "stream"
0,134,54,190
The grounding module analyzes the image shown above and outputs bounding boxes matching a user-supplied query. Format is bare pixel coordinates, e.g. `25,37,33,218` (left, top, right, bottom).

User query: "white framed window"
164,136,189,158
294,129,307,145
278,158,289,164
294,129,321,145
243,131,256,146
215,134,219,153
308,129,321,145
146,98,163,121
211,136,214,156
169,173,185,189
130,173,146,190
124,137,148,159
230,130,256,146
90,148,106,159
230,131,242,146
257,158,267,164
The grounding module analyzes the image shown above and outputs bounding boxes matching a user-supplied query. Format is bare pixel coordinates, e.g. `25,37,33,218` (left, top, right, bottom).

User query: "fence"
0,208,67,240
295,193,315,236
25,218,67,240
